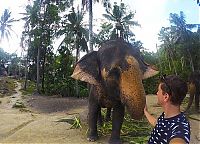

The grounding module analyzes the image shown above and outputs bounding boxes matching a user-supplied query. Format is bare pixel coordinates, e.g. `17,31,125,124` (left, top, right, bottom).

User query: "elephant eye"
108,67,120,79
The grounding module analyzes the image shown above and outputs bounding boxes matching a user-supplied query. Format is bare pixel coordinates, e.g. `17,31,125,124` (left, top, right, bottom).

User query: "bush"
143,75,159,94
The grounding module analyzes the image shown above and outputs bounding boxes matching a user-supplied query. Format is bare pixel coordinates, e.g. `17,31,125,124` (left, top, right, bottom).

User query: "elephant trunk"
119,59,146,119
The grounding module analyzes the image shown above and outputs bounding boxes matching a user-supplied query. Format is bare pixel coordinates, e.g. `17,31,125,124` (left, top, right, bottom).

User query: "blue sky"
0,0,199,55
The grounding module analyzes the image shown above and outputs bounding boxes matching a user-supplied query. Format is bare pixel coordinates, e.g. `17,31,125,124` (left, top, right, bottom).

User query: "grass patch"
20,80,36,95
12,101,26,108
98,110,152,144
0,77,16,97
56,116,82,129
19,108,32,113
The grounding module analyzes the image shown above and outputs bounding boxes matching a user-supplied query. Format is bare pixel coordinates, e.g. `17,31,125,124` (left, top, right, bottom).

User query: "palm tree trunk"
24,54,28,90
75,40,80,98
42,47,46,92
89,0,93,52
37,46,40,93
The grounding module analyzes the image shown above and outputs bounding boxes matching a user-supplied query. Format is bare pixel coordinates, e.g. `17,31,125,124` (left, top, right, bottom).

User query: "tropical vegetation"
0,1,199,143
0,1,199,95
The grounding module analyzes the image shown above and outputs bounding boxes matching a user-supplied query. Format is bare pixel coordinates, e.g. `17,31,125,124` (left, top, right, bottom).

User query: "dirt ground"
0,82,199,143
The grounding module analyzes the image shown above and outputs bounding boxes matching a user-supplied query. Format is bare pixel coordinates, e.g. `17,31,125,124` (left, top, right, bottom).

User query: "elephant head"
72,39,158,119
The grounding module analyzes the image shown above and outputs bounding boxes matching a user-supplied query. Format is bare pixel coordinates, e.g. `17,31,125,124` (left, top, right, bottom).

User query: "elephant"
71,39,158,143
185,71,200,112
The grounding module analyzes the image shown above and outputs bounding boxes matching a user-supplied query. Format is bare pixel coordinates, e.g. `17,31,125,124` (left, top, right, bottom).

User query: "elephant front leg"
87,103,100,141
109,103,125,144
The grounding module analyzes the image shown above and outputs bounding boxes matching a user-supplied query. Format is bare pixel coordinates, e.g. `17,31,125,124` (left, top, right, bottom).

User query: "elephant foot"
87,134,99,142
109,138,122,144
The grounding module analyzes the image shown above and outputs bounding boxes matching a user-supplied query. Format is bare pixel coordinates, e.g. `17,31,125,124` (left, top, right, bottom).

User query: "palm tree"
0,9,18,42
158,27,178,75
196,0,200,6
58,7,89,97
82,0,111,52
20,4,34,90
58,7,89,62
102,2,140,41
169,11,197,71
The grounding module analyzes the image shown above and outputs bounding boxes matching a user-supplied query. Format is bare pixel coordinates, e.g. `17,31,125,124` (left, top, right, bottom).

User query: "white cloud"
124,0,168,52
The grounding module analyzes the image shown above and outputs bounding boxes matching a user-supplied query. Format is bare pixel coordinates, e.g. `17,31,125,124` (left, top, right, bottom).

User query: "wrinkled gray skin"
71,39,158,144
185,71,200,112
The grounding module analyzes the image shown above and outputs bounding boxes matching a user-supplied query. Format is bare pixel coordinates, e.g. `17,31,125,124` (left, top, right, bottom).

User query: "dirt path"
0,82,104,143
0,82,199,143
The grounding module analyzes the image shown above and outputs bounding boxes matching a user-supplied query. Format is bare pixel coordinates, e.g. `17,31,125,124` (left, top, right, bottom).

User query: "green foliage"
12,100,26,108
143,75,159,94
158,11,200,78
141,51,159,94
56,116,82,129
0,77,16,97
100,1,140,42
79,85,89,97
20,80,36,95
42,46,88,97
0,48,9,62
98,110,152,143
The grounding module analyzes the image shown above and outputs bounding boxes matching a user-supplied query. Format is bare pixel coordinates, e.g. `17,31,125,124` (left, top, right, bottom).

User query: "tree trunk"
75,40,80,98
89,0,93,52
37,46,40,93
42,48,45,92
24,53,28,90
171,56,177,75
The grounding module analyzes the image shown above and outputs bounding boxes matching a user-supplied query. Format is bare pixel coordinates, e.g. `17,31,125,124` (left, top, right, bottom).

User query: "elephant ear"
71,51,100,85
139,59,159,79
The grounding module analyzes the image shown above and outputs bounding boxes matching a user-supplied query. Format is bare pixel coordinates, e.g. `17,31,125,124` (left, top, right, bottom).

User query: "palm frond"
122,13,134,21
102,14,116,21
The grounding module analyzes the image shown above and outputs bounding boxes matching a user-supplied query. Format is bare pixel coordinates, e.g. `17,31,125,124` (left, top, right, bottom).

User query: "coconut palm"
0,9,18,42
82,0,111,52
102,2,140,41
58,7,89,62
57,7,89,97
20,4,35,90
169,11,197,71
